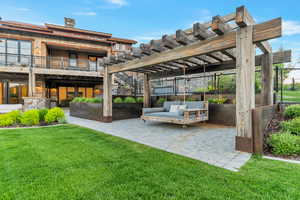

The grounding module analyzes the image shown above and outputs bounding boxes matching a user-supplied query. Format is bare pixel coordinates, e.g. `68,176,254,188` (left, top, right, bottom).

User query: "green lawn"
282,90,300,102
1,125,300,200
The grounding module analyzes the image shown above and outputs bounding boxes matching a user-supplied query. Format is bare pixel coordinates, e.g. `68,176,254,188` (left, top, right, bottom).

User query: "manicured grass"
1,125,300,200
282,90,300,102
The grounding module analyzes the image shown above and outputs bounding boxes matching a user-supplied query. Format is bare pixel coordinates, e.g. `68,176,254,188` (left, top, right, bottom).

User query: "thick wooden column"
261,51,274,105
103,66,112,122
143,74,151,108
28,69,36,97
235,25,255,153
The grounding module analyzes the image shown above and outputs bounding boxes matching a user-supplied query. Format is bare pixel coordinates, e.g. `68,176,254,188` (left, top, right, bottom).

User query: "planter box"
70,102,103,121
70,102,143,121
208,103,236,126
112,103,143,120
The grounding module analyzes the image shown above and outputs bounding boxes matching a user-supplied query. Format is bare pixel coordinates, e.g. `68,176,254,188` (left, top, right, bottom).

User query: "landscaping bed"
0,107,66,128
70,97,143,121
264,104,300,160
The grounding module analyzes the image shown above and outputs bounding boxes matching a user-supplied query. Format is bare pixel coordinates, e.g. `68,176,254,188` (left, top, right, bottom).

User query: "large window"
0,39,32,65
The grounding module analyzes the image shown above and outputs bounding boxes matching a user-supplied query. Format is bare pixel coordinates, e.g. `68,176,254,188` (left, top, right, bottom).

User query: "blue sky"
1,0,300,65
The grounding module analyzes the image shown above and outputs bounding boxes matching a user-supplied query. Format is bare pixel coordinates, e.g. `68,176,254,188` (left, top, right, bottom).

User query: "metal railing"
0,53,104,72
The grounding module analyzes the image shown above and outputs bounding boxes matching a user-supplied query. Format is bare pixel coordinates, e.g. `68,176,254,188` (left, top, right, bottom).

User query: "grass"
1,125,300,200
282,90,300,102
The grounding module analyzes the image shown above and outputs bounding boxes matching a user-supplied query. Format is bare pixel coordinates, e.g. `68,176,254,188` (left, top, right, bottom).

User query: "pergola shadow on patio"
99,6,290,153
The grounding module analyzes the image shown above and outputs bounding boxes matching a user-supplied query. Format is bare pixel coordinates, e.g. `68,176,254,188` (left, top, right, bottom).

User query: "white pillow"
169,105,186,113
169,105,180,113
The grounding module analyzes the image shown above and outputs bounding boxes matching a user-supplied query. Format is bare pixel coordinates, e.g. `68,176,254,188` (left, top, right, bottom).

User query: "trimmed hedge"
39,109,49,122
136,97,143,103
157,98,167,105
123,97,136,103
45,107,65,123
267,132,300,155
0,114,14,127
284,104,300,119
72,97,103,103
113,97,123,103
20,109,40,126
280,117,300,135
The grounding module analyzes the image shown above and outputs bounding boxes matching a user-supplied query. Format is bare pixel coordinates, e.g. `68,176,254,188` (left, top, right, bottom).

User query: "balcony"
0,53,104,72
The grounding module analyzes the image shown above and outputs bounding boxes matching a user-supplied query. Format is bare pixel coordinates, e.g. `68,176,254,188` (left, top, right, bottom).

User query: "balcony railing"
0,53,104,72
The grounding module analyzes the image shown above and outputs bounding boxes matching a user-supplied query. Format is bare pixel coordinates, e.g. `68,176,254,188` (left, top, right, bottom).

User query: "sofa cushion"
145,112,182,119
184,101,204,109
163,101,181,112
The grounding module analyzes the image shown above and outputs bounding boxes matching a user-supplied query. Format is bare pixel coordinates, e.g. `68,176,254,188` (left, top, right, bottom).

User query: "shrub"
113,97,123,103
39,109,49,122
186,97,196,101
267,132,300,155
20,109,40,126
72,97,85,103
45,107,65,124
284,105,300,119
136,97,143,103
123,97,136,103
157,98,167,105
0,114,14,127
7,110,22,124
72,97,103,103
208,98,227,104
280,117,300,135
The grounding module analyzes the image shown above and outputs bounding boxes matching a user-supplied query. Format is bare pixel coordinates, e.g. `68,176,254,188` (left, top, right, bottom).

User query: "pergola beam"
108,18,282,74
148,50,291,79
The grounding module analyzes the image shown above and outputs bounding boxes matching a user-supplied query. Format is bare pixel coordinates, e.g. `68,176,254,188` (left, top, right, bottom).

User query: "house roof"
0,20,137,45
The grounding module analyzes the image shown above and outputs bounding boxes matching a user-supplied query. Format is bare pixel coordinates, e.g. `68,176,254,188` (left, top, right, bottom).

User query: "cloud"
283,20,300,36
15,8,30,12
73,11,97,16
105,0,127,7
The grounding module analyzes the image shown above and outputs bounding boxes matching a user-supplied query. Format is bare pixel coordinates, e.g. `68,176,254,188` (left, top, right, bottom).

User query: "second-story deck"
0,53,104,77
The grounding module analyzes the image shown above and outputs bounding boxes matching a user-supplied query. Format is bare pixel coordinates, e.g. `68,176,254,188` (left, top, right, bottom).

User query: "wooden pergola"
100,6,291,152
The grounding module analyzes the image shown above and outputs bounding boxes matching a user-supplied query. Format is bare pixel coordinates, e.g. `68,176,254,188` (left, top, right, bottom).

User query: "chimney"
64,17,76,28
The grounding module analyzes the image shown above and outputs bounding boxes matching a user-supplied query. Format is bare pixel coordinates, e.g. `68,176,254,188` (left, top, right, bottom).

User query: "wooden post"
261,51,273,105
103,66,112,122
143,74,151,108
235,25,255,153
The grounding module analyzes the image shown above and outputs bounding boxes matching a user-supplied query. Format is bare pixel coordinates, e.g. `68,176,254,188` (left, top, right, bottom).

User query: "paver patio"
67,112,251,171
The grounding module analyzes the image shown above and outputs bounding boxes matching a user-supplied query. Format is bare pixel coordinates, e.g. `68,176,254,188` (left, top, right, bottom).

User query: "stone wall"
23,97,50,111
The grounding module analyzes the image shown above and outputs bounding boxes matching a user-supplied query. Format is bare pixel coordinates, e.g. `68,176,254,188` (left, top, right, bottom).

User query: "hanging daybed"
141,101,209,125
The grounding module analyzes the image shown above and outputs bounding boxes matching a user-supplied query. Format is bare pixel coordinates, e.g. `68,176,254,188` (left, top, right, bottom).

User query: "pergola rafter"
101,6,291,153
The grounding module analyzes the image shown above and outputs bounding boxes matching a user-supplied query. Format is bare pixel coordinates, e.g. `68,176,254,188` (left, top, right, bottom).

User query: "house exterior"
0,18,137,107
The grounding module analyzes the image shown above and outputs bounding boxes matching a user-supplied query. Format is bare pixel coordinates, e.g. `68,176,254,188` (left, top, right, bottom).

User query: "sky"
1,0,300,73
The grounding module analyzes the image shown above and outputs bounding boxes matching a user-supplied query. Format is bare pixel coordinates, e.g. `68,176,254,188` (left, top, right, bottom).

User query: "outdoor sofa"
141,101,208,126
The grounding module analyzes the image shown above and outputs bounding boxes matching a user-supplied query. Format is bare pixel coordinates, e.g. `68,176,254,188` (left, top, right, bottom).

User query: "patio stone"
66,110,251,171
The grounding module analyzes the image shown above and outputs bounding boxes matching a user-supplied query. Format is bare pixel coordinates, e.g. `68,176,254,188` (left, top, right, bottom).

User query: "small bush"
113,97,123,103
267,132,300,155
136,97,143,103
72,97,103,103
20,109,40,126
45,107,65,124
0,114,14,127
39,109,49,122
208,98,227,104
284,105,300,119
7,110,22,124
85,98,103,103
157,98,167,105
186,97,196,101
280,117,300,135
123,97,136,103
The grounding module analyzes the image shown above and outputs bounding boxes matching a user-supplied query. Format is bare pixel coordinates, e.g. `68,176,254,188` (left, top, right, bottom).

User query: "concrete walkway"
67,113,251,171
